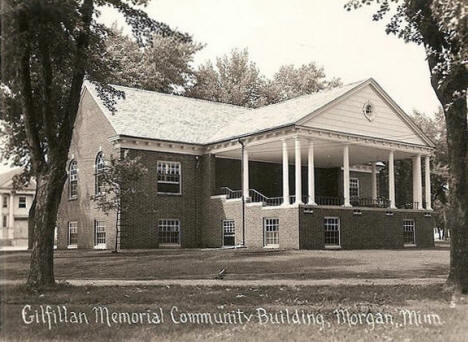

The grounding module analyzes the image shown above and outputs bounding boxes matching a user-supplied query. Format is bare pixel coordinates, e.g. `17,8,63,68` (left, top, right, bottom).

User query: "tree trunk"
27,167,67,287
431,66,468,293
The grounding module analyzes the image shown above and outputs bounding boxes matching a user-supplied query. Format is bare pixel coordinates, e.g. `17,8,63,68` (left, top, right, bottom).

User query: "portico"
210,126,433,211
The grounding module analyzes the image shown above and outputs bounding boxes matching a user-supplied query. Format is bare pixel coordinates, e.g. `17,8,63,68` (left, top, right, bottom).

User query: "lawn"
1,246,449,281
2,246,463,342
1,283,467,342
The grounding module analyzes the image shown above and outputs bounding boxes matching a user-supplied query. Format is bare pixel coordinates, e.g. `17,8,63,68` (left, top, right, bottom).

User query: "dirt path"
0,277,446,287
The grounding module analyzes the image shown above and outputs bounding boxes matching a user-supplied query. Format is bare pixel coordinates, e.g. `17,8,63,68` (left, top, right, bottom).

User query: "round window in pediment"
362,101,376,122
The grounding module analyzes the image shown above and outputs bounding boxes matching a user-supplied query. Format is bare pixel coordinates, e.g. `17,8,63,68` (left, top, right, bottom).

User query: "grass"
2,245,462,341
1,283,467,341
1,246,449,281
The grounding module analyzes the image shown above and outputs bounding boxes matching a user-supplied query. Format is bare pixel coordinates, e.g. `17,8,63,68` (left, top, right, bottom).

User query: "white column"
8,192,14,239
425,155,432,210
371,162,378,201
342,145,351,207
388,151,396,209
307,141,316,205
8,192,14,227
242,148,249,199
294,137,303,205
413,154,423,209
282,139,289,206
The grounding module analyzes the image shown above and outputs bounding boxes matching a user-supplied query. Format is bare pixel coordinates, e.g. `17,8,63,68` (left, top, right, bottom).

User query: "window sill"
157,192,182,196
264,244,279,249
404,243,416,247
68,197,78,201
94,244,106,249
159,243,181,248
67,245,77,249
324,245,341,249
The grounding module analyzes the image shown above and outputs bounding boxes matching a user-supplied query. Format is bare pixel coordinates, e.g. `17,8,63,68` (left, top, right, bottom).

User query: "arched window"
69,160,78,199
95,152,105,195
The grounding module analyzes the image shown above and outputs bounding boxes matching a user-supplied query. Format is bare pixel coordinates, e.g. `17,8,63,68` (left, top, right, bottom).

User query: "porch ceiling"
215,138,418,168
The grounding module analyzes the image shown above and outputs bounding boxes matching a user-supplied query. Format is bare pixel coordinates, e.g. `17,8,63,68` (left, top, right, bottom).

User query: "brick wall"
202,197,300,249
119,149,202,248
57,89,118,250
299,206,435,249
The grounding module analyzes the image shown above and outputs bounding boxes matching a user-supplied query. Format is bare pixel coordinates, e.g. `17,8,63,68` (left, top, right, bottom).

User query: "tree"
188,49,341,108
262,63,342,104
106,26,203,93
346,0,467,292
91,154,147,253
188,48,265,107
0,0,190,287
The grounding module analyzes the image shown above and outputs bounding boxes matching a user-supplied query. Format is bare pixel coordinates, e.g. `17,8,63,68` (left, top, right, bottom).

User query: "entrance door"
223,220,235,246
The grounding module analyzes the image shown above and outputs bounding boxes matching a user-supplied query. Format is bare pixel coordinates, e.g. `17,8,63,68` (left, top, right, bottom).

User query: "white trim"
68,221,78,248
263,218,279,248
111,136,204,155
222,219,236,247
157,161,182,195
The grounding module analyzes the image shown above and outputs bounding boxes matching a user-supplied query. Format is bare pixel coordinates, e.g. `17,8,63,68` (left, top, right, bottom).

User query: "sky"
98,0,441,115
0,0,441,173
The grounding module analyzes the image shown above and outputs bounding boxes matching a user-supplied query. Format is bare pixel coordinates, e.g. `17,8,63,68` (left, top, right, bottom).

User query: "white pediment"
300,82,428,146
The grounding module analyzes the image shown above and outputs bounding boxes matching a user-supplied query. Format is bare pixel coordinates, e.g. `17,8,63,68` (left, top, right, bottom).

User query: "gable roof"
85,78,434,148
207,79,368,143
84,82,249,145
0,168,36,191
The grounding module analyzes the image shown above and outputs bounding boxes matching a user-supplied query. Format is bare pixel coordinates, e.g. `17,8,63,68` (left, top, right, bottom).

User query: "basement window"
263,218,279,248
324,217,340,248
157,161,181,194
158,219,181,246
403,219,416,246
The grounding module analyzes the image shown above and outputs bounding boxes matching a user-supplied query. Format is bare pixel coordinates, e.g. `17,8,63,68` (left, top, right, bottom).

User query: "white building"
0,168,35,247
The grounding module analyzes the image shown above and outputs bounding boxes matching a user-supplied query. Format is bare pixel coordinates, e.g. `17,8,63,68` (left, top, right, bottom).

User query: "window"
158,219,180,245
69,160,78,199
2,215,7,228
2,196,7,208
264,218,279,248
95,152,105,195
324,217,340,247
350,178,359,198
403,219,415,246
94,220,106,248
223,220,235,246
18,196,26,208
68,221,78,248
157,161,181,194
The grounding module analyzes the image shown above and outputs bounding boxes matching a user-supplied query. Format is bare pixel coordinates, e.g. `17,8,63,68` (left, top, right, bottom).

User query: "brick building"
57,78,435,250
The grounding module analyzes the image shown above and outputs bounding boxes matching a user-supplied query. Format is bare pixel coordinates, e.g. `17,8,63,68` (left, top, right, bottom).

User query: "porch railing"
217,187,423,210
350,197,390,208
219,186,242,199
316,196,344,206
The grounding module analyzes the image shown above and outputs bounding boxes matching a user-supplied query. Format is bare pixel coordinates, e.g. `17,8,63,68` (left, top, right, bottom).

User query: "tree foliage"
187,48,341,108
91,153,147,253
0,0,189,287
106,25,203,93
